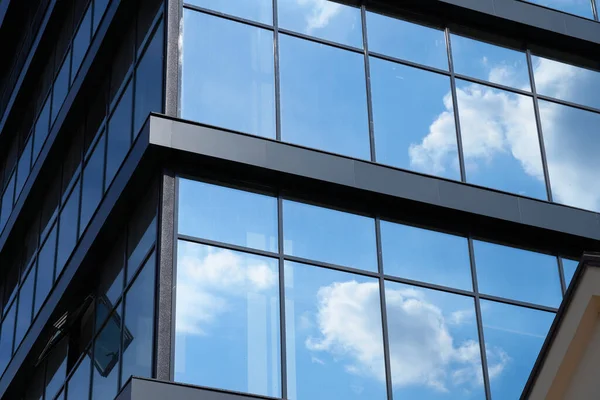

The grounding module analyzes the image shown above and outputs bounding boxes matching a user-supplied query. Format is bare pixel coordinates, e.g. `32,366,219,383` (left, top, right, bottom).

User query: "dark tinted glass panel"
456,80,547,199
52,53,71,122
35,224,57,314
45,339,67,400
33,95,51,161
98,236,125,313
370,58,460,179
133,23,164,137
0,301,16,372
15,269,35,347
526,0,594,18
25,367,44,400
278,0,362,47
538,100,600,212
175,241,280,397
126,198,156,283
279,34,369,159
480,300,554,399
93,0,109,32
0,173,15,230
187,0,272,24
284,200,376,271
92,306,122,400
3,262,18,314
385,282,484,399
380,222,472,290
105,82,133,186
451,34,530,90
181,11,275,138
367,12,447,70
56,182,81,277
15,136,32,198
474,240,562,307
562,258,578,288
72,6,92,83
121,253,155,382
285,261,385,399
66,356,91,400
110,25,134,103
532,56,600,110
61,128,83,199
178,179,277,252
80,134,105,235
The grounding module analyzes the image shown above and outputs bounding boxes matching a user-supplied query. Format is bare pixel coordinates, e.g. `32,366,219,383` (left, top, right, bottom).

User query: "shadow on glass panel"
473,240,562,307
561,258,578,288
455,79,547,199
181,10,275,138
385,281,484,400
370,58,460,180
285,261,386,400
278,0,362,48
525,0,594,19
480,300,554,399
186,0,273,24
35,223,57,315
367,11,448,70
14,267,35,347
175,241,281,397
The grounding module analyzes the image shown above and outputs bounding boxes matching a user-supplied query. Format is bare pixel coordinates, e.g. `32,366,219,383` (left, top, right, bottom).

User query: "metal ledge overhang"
148,114,600,258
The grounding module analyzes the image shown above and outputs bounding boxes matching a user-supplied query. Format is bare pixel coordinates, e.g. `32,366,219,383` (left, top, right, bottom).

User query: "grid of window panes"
174,177,578,400
0,0,113,237
18,189,158,400
0,3,164,380
180,0,600,214
522,0,598,20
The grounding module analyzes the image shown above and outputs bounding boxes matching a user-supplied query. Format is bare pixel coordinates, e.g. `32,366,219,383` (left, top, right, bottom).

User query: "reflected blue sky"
473,240,562,307
385,282,485,400
380,221,472,290
561,258,579,288
367,12,447,70
186,0,273,24
175,241,281,397
285,261,386,399
278,0,362,47
480,300,554,399
525,0,594,18
370,58,460,180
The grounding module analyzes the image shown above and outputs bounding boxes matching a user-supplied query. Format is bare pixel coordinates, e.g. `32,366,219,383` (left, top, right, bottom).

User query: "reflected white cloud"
306,281,508,393
295,0,342,32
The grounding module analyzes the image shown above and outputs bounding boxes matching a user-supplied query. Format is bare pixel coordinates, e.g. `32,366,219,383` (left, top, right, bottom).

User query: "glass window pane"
279,34,369,159
278,0,362,47
25,366,44,400
56,182,81,277
175,241,280,397
370,59,460,179
181,10,275,138
480,300,554,399
367,12,448,70
1,173,15,231
186,0,272,24
532,56,600,110
474,240,562,307
0,301,16,372
66,356,91,400
91,305,122,400
80,134,105,235
72,6,92,83
33,94,51,162
35,223,57,315
385,282,484,399
16,137,32,199
52,52,71,122
15,268,35,347
121,253,155,382
380,222,472,290
562,258,578,288
284,200,377,271
178,179,277,252
525,0,594,18
285,261,386,400
133,23,164,137
45,338,68,400
93,0,109,32
98,235,125,307
538,100,600,212
451,34,530,90
456,80,547,199
126,196,156,283
105,82,133,186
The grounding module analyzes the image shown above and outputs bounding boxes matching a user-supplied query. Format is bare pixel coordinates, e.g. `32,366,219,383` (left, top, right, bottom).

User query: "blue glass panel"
279,34,370,159
14,268,35,347
72,6,92,83
186,0,272,24
538,100,600,212
385,282,484,399
181,10,275,138
451,34,530,90
526,0,594,18
56,182,81,277
367,12,448,70
66,356,91,400
33,94,51,162
35,223,57,315
91,304,122,400
0,173,15,231
283,200,377,271
175,241,280,397
105,82,133,186
380,221,472,290
532,56,600,110
178,178,277,252
456,80,547,199
80,134,105,235
0,301,16,373
480,300,554,399
285,261,386,400
93,0,109,33
474,240,562,307
370,58,460,179
562,258,578,289
127,203,156,283
278,0,362,47
52,52,71,122
15,136,32,199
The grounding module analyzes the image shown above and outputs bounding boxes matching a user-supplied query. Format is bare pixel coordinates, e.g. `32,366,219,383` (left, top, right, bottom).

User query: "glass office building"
0,0,597,399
